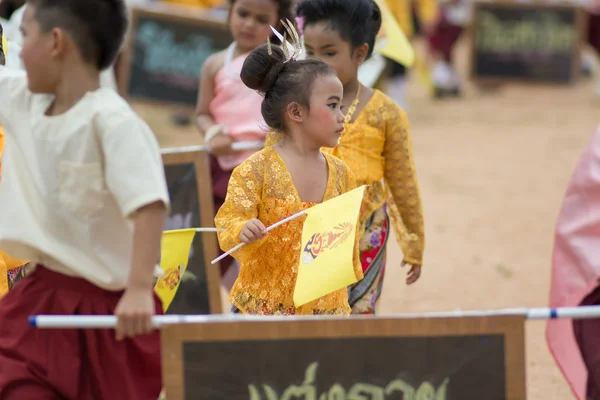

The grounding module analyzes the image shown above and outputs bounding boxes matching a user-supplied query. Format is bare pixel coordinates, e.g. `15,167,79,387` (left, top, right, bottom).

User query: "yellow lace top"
267,90,424,265
215,147,362,315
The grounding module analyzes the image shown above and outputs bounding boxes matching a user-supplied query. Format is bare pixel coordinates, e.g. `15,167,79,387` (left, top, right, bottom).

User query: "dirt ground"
138,39,599,400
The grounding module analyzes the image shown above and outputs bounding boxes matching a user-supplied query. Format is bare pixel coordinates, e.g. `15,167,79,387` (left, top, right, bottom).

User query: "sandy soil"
138,38,599,400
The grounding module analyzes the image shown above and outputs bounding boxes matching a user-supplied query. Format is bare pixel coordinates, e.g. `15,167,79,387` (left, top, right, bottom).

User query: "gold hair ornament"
266,19,303,62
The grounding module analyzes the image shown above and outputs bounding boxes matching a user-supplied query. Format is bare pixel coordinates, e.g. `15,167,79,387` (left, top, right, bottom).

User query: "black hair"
229,0,295,33
296,0,382,59
240,44,334,131
27,0,127,70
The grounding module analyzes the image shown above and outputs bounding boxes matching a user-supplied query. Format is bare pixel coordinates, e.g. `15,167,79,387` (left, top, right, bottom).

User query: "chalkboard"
471,1,585,84
161,315,527,399
120,4,233,106
162,148,221,314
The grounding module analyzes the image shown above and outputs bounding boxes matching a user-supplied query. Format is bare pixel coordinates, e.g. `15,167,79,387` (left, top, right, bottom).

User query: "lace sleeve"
214,154,266,262
383,104,425,265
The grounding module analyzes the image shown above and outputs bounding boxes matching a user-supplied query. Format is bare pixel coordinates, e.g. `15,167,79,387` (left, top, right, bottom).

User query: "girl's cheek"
317,108,336,125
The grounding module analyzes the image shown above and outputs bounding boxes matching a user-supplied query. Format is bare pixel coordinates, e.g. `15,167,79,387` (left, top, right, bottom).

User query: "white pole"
210,210,308,264
29,305,600,329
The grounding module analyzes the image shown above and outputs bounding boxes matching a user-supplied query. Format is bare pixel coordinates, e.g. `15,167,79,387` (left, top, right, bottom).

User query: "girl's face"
230,0,279,52
301,74,345,148
303,21,367,88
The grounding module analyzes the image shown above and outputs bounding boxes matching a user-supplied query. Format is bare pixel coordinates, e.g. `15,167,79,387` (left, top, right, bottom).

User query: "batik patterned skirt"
348,206,390,315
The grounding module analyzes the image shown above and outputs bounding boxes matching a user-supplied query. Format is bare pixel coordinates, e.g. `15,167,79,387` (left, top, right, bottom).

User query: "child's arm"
215,155,266,261
115,200,166,340
195,52,219,134
383,104,425,281
99,115,170,339
194,51,232,156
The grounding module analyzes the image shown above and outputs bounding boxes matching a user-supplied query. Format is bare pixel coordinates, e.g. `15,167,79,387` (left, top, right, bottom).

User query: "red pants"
573,285,600,400
428,15,464,63
589,13,600,54
0,266,162,400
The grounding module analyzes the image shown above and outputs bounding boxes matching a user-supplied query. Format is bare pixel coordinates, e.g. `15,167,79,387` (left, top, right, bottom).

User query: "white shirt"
0,68,170,290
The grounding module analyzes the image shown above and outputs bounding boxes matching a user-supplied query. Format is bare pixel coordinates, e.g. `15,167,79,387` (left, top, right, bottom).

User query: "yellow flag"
293,186,366,307
1,34,7,58
154,229,196,311
374,0,415,67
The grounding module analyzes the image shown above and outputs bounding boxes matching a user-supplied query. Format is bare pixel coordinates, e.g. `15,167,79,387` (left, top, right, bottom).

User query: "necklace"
343,83,361,125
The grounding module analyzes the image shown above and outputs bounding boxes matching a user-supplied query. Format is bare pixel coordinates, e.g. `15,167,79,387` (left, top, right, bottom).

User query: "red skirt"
589,13,600,54
0,266,163,400
210,153,234,276
573,285,600,400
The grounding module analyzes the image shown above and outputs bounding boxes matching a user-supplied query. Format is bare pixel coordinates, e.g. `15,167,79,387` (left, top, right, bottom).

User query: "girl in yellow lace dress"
0,26,29,298
290,0,426,314
215,33,363,315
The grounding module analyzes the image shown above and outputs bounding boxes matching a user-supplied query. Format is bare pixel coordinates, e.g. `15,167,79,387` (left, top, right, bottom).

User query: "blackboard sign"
162,148,221,314
471,1,585,83
120,4,233,106
161,316,527,399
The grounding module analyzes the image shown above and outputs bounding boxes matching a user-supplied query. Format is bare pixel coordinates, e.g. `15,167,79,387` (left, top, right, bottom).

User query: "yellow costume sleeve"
214,154,267,262
383,104,425,265
0,253,8,297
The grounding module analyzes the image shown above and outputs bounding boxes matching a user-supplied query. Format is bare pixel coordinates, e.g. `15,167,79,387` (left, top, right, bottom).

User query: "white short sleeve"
100,114,170,218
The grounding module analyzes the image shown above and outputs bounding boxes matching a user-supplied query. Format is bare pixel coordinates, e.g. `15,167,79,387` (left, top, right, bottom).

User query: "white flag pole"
211,209,308,264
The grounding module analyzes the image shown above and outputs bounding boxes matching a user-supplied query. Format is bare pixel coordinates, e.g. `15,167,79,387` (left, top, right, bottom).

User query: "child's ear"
353,43,369,66
286,102,304,122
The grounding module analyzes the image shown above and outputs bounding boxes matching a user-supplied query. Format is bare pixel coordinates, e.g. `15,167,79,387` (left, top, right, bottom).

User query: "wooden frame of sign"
469,0,587,85
161,315,527,399
161,148,222,314
118,3,232,109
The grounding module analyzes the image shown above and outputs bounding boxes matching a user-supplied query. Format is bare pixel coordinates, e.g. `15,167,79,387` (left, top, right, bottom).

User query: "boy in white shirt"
0,0,169,399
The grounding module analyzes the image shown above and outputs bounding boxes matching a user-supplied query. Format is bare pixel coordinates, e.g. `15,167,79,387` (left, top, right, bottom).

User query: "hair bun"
241,44,287,95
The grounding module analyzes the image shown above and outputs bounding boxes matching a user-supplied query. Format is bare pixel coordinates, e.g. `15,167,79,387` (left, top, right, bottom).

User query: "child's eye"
237,10,248,18
324,52,336,57
257,17,269,24
328,103,338,109
306,51,315,56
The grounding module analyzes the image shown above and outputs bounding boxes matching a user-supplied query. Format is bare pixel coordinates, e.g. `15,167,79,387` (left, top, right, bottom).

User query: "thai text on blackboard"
476,10,576,54
248,362,450,400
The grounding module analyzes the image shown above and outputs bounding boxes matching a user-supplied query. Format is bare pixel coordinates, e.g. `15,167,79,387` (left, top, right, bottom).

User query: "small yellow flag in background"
373,0,415,67
293,186,366,307
154,229,196,312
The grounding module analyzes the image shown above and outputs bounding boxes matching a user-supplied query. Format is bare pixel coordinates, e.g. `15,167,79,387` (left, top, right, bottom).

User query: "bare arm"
195,53,221,136
115,200,167,340
127,201,167,290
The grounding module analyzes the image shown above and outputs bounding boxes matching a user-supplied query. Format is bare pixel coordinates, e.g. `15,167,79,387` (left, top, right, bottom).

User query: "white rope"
29,305,600,329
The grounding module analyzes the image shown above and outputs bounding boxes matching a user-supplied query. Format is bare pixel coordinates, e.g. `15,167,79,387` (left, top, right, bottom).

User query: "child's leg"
0,266,162,400
209,153,235,279
428,15,464,96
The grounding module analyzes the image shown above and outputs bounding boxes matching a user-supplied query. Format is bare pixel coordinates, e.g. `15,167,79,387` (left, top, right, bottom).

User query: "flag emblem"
302,222,354,264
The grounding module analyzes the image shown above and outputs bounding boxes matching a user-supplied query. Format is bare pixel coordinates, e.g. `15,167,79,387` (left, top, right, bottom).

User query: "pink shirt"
547,125,600,400
209,45,266,171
